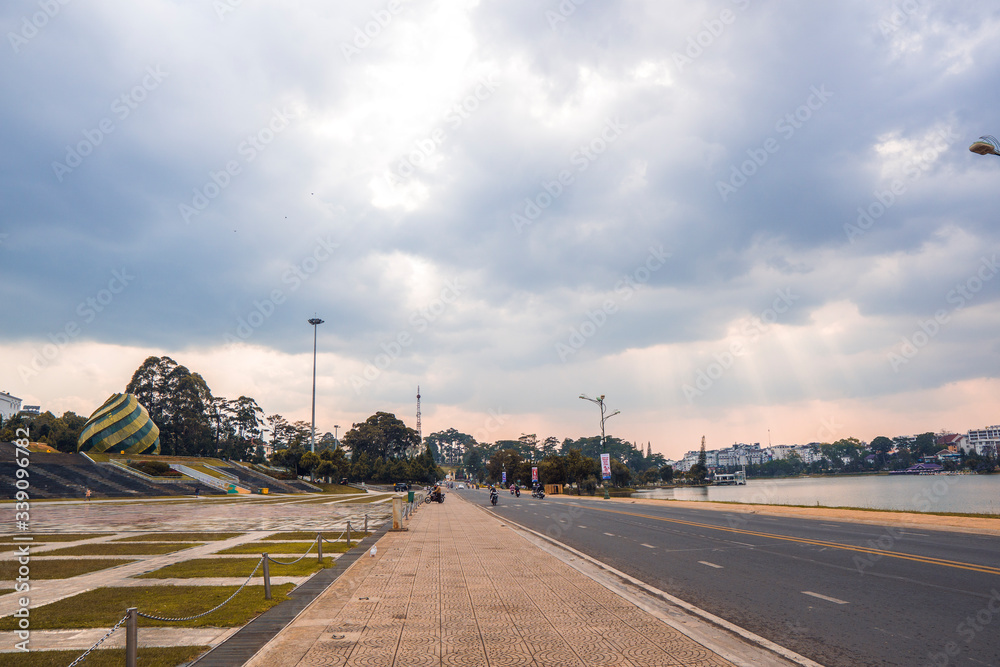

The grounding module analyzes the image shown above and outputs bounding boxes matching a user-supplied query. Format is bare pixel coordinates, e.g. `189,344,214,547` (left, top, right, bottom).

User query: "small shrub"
130,460,181,477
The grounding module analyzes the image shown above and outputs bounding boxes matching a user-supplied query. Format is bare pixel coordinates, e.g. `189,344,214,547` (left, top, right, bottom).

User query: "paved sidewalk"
246,496,743,667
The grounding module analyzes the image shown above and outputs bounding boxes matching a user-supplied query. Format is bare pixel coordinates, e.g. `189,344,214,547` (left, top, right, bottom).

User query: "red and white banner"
600,453,612,480
531,467,538,482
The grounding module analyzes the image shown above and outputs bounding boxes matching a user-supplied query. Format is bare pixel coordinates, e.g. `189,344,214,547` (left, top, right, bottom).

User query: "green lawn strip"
43,543,205,557
261,531,371,541
0,588,13,596
340,494,393,504
112,532,241,542
137,556,334,578
309,483,364,494
216,541,350,555
1,645,210,667
188,463,234,480
0,584,294,630
0,558,135,580
0,534,112,543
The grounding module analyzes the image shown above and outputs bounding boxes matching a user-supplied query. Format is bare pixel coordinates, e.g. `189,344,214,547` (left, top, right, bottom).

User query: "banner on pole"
502,471,507,484
531,467,538,482
600,453,612,480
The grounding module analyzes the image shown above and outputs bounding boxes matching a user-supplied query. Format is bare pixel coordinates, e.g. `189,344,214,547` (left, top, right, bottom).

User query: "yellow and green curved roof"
77,393,160,455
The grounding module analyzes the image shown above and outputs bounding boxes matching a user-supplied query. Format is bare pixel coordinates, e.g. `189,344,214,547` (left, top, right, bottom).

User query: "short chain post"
262,554,271,600
125,607,138,667
365,514,368,534
317,533,323,564
346,521,351,547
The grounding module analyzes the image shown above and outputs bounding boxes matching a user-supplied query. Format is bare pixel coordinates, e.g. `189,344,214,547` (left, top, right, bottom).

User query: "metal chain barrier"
320,528,349,546
136,556,264,622
66,611,130,667
265,538,317,565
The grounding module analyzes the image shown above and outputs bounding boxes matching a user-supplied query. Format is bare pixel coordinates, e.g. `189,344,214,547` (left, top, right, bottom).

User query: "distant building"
766,444,797,460
967,426,1000,458
21,405,40,415
0,392,22,421
935,433,969,453
717,443,766,468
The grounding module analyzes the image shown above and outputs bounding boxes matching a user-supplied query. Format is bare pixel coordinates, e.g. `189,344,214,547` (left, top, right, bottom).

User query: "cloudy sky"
2,0,999,459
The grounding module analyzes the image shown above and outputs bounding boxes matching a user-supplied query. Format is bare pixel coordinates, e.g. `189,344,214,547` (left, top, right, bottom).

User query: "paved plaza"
1,493,392,654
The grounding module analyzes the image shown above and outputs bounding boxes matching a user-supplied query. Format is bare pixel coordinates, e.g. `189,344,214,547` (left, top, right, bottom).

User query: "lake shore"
602,495,1000,537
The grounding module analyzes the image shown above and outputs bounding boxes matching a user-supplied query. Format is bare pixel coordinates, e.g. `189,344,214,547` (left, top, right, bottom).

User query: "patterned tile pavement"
247,496,739,667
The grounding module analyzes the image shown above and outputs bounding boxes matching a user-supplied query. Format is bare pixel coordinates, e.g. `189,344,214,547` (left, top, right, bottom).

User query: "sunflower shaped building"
77,393,161,455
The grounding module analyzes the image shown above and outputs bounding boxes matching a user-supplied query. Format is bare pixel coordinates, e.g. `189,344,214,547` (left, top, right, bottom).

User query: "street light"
333,424,340,447
578,394,620,451
970,135,1000,156
580,393,620,500
308,317,324,453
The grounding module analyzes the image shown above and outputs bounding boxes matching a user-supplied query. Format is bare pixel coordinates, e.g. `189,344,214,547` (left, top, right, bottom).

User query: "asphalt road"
454,488,1000,667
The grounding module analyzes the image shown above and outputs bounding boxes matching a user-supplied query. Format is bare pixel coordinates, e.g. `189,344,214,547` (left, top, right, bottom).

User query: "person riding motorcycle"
489,485,498,506
431,484,443,503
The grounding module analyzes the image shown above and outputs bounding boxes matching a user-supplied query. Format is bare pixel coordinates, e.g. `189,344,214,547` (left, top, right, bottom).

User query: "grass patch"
0,588,13,596
0,646,210,667
189,463,235,479
137,556,335,578
309,483,362,494
0,534,107,543
262,531,371,541
0,559,135,580
112,532,241,542
44,543,204,557
216,541,350,555
341,494,392,504
0,584,294,630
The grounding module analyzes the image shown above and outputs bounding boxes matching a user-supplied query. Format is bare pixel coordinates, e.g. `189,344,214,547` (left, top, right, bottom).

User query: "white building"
717,443,766,468
0,391,22,421
766,444,797,460
967,426,1000,458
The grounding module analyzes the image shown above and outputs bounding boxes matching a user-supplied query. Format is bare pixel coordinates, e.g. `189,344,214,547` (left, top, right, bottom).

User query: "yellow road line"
580,505,1000,576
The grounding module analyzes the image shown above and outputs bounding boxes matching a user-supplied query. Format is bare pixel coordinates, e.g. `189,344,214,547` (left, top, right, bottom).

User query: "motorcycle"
490,488,498,506
531,487,545,499
424,489,444,504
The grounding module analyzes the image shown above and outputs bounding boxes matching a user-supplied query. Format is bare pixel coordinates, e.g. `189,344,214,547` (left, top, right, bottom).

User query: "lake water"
633,474,1000,515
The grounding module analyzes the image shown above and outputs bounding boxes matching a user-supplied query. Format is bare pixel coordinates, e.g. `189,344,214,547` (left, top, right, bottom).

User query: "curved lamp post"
578,394,620,451
308,317,324,453
969,135,1000,156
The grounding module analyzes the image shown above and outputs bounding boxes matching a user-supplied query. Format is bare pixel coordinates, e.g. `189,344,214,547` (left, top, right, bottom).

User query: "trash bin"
407,491,415,503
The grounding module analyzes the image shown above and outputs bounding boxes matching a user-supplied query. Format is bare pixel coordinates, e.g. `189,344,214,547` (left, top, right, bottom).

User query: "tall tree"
342,412,420,461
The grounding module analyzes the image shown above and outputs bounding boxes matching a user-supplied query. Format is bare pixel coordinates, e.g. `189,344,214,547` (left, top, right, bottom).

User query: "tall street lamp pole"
580,393,620,500
308,317,324,453
578,394,620,451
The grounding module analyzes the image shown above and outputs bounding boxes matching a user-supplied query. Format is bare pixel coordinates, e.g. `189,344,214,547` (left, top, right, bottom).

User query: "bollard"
262,555,271,600
317,533,323,564
125,607,138,667
346,521,352,547
365,514,369,534
391,496,404,531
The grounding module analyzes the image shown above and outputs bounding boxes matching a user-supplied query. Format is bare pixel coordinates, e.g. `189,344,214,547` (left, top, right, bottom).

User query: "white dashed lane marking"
803,591,849,605
698,561,723,569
